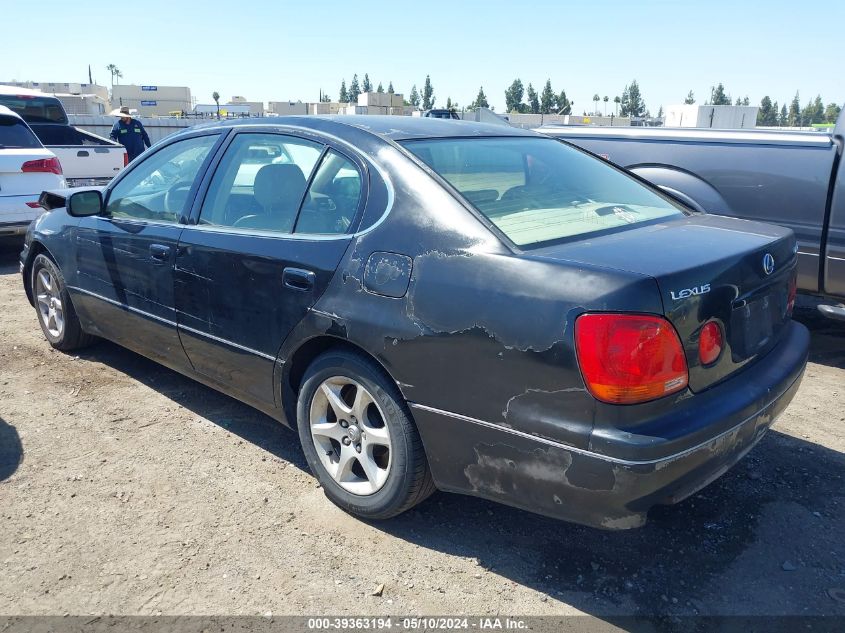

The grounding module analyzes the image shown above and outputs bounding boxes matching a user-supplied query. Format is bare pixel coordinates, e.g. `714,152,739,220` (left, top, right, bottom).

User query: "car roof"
190,115,539,142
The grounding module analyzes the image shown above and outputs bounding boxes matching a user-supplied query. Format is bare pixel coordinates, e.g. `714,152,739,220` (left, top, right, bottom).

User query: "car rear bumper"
410,320,809,529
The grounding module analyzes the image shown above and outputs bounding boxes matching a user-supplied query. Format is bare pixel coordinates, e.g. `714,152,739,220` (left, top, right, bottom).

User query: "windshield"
0,95,68,124
401,136,686,247
0,115,42,149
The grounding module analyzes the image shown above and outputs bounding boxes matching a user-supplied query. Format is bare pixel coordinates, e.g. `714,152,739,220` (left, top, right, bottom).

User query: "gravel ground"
1,243,844,618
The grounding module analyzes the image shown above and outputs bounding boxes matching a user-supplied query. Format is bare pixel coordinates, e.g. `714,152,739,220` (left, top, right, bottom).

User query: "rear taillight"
698,321,723,366
123,152,129,167
575,313,689,405
786,269,797,317
21,157,63,175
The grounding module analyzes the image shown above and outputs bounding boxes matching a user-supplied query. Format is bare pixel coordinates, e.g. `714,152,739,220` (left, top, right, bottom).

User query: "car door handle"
77,150,90,157
149,244,171,262
283,267,315,292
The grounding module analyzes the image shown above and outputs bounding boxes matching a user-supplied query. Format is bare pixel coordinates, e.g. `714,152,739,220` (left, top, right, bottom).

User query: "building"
1,80,109,103
268,101,308,115
664,105,759,129
309,102,344,115
111,84,192,117
228,96,264,116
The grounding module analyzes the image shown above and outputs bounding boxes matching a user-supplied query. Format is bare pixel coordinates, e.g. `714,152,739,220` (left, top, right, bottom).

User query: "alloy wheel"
35,268,64,339
309,376,392,495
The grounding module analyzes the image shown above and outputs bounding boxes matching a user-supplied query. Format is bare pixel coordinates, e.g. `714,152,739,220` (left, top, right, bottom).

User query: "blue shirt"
110,118,151,161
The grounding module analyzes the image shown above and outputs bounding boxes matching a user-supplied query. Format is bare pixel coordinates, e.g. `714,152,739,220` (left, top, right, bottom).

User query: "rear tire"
31,254,96,351
297,349,436,519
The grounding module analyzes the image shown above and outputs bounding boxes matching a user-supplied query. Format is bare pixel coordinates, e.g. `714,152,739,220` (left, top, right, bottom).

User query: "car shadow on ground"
793,306,845,370
73,340,310,474
0,242,22,275
0,417,23,481
374,428,845,617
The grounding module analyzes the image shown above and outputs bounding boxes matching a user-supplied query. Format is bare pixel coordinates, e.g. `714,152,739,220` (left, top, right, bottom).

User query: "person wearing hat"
109,106,151,162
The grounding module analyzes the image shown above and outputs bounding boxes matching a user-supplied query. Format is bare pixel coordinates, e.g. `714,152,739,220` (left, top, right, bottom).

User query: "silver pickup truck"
541,109,845,320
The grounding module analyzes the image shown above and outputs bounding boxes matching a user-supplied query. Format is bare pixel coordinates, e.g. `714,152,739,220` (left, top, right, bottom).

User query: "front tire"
31,254,96,351
297,349,435,519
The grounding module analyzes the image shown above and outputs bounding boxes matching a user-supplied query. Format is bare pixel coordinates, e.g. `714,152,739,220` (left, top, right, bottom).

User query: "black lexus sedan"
20,116,809,529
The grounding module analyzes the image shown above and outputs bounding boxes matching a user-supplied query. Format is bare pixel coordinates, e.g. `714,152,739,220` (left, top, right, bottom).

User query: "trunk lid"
0,147,60,197
530,214,797,392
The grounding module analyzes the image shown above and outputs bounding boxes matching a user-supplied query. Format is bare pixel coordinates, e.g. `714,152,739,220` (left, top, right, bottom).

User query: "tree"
376,82,384,93
757,96,776,126
471,86,489,110
684,90,695,105
320,91,331,103
387,81,394,94
710,83,731,106
212,91,220,119
504,78,525,113
742,96,750,106
825,102,842,124
106,64,122,89
557,89,571,114
446,97,452,111
620,80,645,117
362,74,372,93
771,101,779,125
540,80,555,114
527,84,540,114
409,84,420,108
421,75,435,110
657,105,664,119
349,74,361,104
339,80,348,103
788,92,801,126
592,94,600,115
779,103,788,126
613,95,621,115
603,95,609,115
801,95,825,125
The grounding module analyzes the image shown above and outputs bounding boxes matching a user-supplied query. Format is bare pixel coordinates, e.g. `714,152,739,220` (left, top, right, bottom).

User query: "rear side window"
199,133,323,234
295,150,362,234
0,95,68,124
0,115,41,149
402,137,685,247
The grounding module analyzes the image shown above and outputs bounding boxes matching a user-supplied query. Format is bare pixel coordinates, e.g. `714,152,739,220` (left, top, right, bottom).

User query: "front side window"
401,137,686,247
106,134,218,222
199,133,322,233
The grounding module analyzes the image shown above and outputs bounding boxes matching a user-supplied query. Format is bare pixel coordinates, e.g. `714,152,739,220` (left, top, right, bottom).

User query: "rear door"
72,132,221,368
825,147,845,297
174,130,365,407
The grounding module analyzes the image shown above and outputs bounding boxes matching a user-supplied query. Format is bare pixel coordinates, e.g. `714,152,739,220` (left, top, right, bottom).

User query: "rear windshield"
0,95,68,124
0,115,42,149
401,137,686,246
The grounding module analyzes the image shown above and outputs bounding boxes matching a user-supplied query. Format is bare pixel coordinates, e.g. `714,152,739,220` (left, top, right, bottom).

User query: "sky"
3,0,844,114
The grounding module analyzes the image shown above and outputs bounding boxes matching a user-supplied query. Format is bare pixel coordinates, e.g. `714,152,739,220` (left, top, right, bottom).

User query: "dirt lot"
1,243,844,619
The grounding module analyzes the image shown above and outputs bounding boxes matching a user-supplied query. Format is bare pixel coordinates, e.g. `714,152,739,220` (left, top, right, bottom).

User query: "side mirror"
67,190,104,217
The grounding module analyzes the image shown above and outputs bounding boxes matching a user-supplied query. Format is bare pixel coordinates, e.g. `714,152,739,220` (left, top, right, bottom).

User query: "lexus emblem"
762,253,775,275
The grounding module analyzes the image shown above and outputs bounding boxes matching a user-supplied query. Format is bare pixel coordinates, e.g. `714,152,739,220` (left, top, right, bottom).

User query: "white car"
0,105,65,237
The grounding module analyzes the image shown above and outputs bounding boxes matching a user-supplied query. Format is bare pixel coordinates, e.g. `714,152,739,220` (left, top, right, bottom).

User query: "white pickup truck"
0,90,126,187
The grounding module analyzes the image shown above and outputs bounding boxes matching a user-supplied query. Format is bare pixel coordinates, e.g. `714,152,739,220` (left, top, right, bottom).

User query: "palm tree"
603,95,609,115
592,94,600,115
212,91,220,119
106,64,122,89
614,96,621,116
